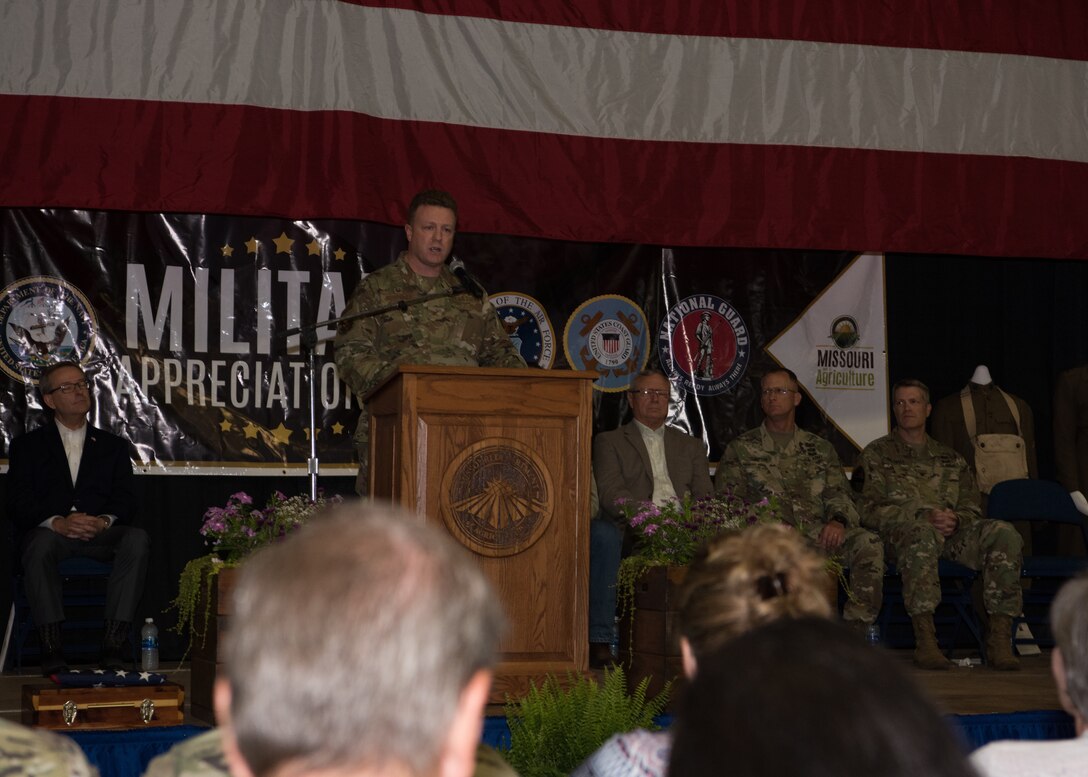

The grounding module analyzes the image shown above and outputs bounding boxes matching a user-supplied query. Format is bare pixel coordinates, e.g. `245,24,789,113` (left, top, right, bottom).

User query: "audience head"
676,523,832,672
215,502,506,777
669,617,976,777
1050,572,1088,728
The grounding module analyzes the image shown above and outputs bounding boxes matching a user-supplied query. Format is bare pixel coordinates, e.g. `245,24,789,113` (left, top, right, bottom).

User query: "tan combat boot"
986,614,1021,671
911,615,951,670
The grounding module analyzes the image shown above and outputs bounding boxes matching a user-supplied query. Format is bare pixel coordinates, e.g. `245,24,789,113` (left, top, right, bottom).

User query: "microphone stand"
277,287,472,501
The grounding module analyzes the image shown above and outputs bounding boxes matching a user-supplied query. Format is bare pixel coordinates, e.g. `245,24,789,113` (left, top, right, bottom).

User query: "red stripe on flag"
338,0,1088,60
1,94,1085,258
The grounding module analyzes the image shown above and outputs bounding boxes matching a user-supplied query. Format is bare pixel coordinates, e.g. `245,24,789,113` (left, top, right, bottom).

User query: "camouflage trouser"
880,516,1023,617
798,523,884,625
353,415,369,496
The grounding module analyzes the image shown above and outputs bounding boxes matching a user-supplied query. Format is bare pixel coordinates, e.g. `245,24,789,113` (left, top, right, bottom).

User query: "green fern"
502,666,670,777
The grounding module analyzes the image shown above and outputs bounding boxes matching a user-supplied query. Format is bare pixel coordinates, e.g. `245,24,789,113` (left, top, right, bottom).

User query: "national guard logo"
0,276,98,382
441,438,553,557
563,295,649,392
830,315,860,349
658,295,750,396
489,292,555,369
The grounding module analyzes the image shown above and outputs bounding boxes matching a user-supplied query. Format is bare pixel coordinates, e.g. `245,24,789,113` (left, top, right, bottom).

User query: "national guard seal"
0,276,98,382
658,294,750,396
489,292,555,368
440,438,553,558
563,295,649,392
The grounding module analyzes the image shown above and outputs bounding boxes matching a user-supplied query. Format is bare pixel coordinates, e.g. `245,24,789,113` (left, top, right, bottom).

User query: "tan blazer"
592,422,713,520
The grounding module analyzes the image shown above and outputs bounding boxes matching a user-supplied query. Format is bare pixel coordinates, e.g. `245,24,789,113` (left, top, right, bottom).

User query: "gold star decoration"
221,244,234,257
331,422,344,435
333,248,346,261
219,418,233,432
245,237,259,254
273,232,294,254
307,239,322,256
269,423,293,446
243,422,260,439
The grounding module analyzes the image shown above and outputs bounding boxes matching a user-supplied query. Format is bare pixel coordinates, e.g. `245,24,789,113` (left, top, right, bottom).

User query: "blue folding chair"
987,478,1088,647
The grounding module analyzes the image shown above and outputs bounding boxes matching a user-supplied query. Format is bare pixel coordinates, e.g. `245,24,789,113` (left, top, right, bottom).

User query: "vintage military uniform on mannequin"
931,374,1037,511
1052,364,1088,555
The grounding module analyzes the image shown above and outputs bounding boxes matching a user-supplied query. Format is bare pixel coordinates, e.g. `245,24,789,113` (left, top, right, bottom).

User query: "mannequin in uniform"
931,365,1038,487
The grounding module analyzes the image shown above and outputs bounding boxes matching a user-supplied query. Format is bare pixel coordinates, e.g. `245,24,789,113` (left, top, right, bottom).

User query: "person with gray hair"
971,573,1088,776
214,503,506,777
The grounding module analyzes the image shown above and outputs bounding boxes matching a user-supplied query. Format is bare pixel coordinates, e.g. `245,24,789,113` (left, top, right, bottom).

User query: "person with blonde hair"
571,523,831,777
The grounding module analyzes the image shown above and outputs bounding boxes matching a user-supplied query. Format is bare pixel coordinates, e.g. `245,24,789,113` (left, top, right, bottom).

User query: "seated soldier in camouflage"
0,717,97,776
715,368,884,634
856,378,1023,671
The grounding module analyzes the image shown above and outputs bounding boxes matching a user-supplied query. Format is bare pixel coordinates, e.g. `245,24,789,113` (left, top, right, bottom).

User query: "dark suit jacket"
7,421,135,535
593,422,713,520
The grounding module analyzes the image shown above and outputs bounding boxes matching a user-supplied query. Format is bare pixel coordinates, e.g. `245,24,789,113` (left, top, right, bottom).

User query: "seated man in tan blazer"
589,369,713,666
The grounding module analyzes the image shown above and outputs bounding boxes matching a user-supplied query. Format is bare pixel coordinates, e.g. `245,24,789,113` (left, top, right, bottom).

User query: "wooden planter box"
188,566,238,725
618,565,687,706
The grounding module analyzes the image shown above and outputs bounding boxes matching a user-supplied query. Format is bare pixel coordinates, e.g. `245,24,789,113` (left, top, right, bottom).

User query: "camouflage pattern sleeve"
713,439,751,499
0,719,99,777
142,728,229,777
951,456,982,529
333,274,390,402
475,294,527,368
820,444,861,528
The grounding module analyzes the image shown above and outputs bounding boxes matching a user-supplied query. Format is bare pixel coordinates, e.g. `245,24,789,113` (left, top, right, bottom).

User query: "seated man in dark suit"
7,361,149,675
590,369,713,666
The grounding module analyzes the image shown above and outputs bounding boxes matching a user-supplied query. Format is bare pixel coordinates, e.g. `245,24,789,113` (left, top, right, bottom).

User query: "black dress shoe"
589,642,615,669
37,622,69,677
99,646,127,672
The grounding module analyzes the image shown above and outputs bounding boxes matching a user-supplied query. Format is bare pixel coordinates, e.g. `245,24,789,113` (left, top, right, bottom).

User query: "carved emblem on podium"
441,438,553,557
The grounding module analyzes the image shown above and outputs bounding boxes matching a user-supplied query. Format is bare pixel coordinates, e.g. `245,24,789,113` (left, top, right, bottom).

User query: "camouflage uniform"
334,252,525,492
141,727,517,777
716,425,884,625
143,728,228,777
0,717,98,776
857,433,1023,616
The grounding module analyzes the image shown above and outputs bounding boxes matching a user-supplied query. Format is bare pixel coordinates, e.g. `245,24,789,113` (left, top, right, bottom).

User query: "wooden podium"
366,366,595,702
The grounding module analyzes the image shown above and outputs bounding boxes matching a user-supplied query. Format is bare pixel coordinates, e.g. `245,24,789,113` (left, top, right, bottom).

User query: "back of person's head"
1050,572,1088,721
669,617,976,777
217,502,505,777
676,523,832,662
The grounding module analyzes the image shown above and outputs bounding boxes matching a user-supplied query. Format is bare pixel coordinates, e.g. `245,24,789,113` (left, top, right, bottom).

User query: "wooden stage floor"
0,649,1061,725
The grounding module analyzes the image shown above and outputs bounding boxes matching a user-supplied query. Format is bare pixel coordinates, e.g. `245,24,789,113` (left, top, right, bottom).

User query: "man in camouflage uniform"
857,378,1023,670
0,717,98,776
715,368,884,632
334,189,525,493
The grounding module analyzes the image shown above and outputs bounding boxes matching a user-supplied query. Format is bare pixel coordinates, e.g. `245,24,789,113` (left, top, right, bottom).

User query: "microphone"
448,255,486,299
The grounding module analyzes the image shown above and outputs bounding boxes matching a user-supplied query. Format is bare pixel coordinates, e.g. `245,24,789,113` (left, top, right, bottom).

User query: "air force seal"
0,276,98,382
490,293,555,368
658,295,750,396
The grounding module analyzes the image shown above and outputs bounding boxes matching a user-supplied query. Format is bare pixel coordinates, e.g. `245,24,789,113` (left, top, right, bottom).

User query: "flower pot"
188,566,238,725
618,565,687,706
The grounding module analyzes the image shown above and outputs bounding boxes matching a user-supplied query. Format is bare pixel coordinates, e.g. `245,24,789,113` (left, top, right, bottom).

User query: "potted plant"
173,490,339,653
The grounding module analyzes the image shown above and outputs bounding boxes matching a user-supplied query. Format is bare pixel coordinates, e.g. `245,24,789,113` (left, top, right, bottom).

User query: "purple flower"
231,492,254,505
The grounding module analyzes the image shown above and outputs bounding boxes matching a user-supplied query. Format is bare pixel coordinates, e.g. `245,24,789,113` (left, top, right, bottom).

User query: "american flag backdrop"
1,0,1087,259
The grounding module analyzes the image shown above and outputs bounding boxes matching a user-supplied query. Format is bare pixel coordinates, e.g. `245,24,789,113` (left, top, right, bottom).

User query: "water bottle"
140,617,160,671
865,623,881,647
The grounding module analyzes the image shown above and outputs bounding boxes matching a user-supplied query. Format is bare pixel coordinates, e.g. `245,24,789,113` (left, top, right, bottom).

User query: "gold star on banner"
219,418,233,432
245,237,259,254
273,232,294,254
221,244,234,257
243,422,260,439
270,423,292,446
331,422,344,435
333,248,346,261
307,239,322,256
